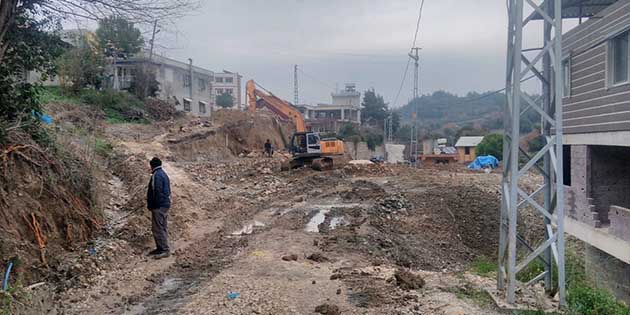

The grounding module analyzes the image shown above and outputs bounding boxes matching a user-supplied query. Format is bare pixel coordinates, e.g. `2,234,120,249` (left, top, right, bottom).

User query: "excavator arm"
247,80,306,132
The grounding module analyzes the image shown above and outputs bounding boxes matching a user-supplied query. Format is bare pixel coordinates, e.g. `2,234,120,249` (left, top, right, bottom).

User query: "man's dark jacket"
147,167,171,210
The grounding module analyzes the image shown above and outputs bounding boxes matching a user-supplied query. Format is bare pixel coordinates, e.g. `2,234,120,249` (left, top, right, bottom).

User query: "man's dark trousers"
152,207,169,252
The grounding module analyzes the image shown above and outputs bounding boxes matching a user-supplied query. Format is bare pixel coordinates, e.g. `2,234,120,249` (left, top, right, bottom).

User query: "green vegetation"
216,92,235,108
476,133,503,160
470,256,497,277
41,87,149,124
470,245,630,315
449,285,494,308
94,137,114,157
362,89,389,126
81,90,148,124
96,16,144,56
397,91,542,135
337,123,383,151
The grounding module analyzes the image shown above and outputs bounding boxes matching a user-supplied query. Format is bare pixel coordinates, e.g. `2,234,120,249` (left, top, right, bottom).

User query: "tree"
338,122,359,139
96,16,144,57
0,10,65,126
476,133,503,160
216,92,234,108
129,65,159,99
0,0,198,65
57,32,106,93
364,131,383,151
361,89,388,126
391,111,400,133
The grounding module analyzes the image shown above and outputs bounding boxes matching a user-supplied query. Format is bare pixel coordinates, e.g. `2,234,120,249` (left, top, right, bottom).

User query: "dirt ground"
6,109,552,315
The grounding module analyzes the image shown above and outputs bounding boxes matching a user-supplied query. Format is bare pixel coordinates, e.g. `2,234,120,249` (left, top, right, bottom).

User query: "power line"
392,0,426,108
297,68,336,90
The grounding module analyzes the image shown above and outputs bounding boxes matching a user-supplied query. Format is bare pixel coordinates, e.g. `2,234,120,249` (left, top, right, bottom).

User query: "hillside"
396,90,542,135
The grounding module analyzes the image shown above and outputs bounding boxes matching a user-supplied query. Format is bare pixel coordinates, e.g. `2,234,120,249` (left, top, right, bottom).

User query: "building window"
226,88,233,95
216,88,223,95
199,102,206,114
215,77,224,83
465,147,471,155
563,145,571,186
183,99,191,112
198,78,206,91
226,77,233,83
183,74,191,87
610,31,629,85
562,59,571,96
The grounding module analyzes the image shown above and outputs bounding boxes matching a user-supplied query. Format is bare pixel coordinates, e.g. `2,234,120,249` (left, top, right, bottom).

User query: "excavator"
246,80,345,170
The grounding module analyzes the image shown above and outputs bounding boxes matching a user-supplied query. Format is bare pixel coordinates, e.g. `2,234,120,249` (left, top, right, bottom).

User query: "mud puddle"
304,203,363,233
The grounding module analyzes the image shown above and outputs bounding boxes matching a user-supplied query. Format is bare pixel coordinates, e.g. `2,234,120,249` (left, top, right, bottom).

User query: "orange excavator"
246,79,345,169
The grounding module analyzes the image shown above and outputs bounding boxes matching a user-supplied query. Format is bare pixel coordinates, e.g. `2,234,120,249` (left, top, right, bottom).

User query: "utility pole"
408,47,421,166
149,20,158,60
143,20,159,99
294,64,299,105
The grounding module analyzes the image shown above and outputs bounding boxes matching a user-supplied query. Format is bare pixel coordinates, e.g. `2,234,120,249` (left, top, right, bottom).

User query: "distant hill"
396,90,540,134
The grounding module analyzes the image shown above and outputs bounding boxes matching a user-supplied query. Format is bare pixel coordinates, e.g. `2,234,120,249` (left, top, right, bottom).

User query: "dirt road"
45,120,538,315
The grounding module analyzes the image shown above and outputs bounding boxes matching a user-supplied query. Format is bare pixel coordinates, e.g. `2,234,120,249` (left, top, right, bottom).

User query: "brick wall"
590,146,630,224
564,145,599,226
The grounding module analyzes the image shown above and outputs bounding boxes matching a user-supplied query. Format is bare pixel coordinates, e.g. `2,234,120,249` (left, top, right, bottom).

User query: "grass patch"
471,256,497,277
40,87,150,124
94,137,113,157
38,86,82,104
449,284,494,308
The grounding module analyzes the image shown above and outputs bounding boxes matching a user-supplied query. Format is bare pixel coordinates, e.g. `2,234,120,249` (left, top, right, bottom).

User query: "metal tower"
408,47,421,165
501,0,565,306
294,64,299,106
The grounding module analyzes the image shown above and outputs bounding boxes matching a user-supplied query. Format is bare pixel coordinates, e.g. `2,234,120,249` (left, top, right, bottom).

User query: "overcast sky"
151,0,573,108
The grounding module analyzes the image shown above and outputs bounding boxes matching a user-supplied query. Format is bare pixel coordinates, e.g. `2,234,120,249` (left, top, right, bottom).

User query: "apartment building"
299,83,362,132
112,52,241,116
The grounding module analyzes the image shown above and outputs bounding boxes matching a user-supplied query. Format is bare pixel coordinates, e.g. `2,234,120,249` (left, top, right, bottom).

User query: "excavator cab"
290,132,321,156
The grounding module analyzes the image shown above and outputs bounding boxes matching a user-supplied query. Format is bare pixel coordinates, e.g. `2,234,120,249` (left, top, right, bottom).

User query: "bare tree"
0,0,198,64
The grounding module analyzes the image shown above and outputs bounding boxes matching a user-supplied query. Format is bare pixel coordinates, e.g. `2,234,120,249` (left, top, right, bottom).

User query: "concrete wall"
585,244,630,303
385,144,405,163
610,206,630,242
344,142,384,160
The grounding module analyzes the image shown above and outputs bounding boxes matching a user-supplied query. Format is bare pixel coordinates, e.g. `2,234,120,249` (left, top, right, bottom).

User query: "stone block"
610,205,630,242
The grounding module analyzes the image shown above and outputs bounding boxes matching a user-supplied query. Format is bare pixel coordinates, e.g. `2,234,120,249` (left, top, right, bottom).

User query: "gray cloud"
155,0,574,107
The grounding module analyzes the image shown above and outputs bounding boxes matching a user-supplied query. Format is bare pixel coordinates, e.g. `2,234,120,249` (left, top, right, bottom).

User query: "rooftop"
455,136,485,148
533,0,619,19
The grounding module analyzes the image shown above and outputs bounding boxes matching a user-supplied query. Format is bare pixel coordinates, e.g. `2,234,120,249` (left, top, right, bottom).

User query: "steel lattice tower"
501,0,565,306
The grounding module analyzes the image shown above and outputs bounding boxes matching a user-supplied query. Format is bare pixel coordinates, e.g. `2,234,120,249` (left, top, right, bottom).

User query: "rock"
307,253,330,263
281,254,298,261
336,288,341,295
314,303,340,315
394,269,425,291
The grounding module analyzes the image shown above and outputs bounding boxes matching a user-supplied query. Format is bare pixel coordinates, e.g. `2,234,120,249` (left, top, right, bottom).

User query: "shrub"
476,133,503,160
80,90,147,123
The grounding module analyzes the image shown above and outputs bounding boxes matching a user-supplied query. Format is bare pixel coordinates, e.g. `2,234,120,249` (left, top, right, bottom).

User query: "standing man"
264,139,273,157
147,157,171,259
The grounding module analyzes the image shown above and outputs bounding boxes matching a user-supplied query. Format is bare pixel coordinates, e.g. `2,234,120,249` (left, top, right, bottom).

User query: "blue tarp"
31,110,53,124
468,155,499,170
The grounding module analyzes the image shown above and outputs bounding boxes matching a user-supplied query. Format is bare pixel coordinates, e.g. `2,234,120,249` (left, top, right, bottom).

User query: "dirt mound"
394,269,425,290
318,182,502,271
167,109,294,162
0,131,102,283
145,98,181,121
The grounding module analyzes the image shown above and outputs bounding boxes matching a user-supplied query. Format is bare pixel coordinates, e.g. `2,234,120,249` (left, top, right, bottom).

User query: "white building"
112,52,241,116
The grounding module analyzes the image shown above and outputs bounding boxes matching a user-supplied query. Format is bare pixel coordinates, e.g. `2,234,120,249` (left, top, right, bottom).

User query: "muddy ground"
7,110,550,315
